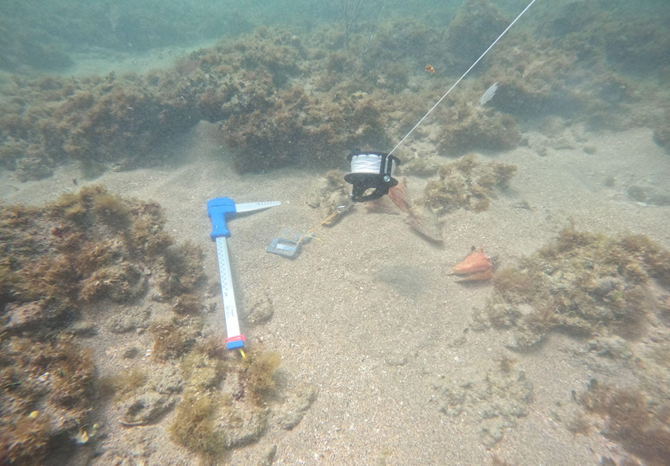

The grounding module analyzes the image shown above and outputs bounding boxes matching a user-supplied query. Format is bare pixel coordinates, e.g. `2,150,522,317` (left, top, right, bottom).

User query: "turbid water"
1,1,670,465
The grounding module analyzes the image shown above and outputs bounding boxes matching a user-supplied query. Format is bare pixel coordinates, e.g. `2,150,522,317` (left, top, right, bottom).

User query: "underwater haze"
1,0,670,465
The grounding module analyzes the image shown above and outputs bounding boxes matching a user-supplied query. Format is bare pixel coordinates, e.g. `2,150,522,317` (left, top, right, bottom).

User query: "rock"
653,123,670,149
256,443,277,466
275,386,318,430
66,319,97,337
593,277,617,296
6,302,47,331
121,392,176,426
184,354,222,391
216,405,269,449
589,336,632,360
245,292,274,325
385,354,408,366
5,301,73,332
628,185,648,203
436,363,533,447
306,170,351,224
149,365,183,395
122,346,140,359
481,422,504,447
106,308,151,334
451,335,468,348
628,185,670,206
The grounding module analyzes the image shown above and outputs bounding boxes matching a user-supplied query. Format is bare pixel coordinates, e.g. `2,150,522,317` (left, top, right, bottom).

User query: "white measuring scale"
207,197,280,350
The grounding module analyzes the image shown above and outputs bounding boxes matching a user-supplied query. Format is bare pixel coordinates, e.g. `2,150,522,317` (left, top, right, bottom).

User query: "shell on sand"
388,177,411,214
452,248,492,276
366,178,443,243
406,206,443,244
455,268,493,282
364,196,401,215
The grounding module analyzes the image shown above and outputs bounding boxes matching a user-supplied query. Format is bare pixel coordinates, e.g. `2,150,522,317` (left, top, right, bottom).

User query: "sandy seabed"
2,121,669,465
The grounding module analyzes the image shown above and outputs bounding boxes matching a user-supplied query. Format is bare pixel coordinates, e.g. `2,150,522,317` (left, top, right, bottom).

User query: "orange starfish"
452,247,493,281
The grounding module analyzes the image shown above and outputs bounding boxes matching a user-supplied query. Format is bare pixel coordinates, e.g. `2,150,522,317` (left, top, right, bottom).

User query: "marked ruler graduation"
206,197,280,350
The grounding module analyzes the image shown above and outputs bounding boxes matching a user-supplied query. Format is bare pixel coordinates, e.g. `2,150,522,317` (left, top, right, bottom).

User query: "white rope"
387,0,537,156
350,153,384,174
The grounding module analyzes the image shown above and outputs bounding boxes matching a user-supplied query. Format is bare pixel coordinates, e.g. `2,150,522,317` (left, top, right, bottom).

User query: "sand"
2,119,669,465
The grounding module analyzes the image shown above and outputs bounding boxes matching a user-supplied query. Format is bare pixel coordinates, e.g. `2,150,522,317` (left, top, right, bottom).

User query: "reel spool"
344,151,401,203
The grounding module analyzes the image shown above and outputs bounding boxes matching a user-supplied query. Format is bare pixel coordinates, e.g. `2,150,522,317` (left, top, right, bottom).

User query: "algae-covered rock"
398,156,441,177
16,155,54,182
418,153,517,216
437,104,520,154
444,0,509,70
484,228,670,348
169,348,291,463
221,86,391,173
0,337,95,464
578,384,670,466
306,170,352,224
0,185,218,463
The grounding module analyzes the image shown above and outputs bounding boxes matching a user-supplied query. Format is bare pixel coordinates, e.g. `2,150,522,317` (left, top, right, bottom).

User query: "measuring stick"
207,197,280,350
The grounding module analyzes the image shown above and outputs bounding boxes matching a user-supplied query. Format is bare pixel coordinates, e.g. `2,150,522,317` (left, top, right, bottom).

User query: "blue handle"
207,197,237,239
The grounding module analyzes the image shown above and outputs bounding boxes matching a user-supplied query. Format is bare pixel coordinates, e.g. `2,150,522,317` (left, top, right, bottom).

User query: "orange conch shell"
456,268,493,282
452,248,493,281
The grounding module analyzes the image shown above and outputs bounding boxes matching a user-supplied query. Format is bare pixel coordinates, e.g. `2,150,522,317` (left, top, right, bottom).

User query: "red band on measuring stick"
225,335,246,350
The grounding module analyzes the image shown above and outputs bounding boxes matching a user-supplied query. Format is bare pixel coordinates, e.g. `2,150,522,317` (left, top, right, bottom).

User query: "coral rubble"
435,359,533,447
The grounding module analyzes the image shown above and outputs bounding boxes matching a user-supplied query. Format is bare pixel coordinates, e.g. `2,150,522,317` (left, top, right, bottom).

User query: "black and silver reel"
344,151,401,203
